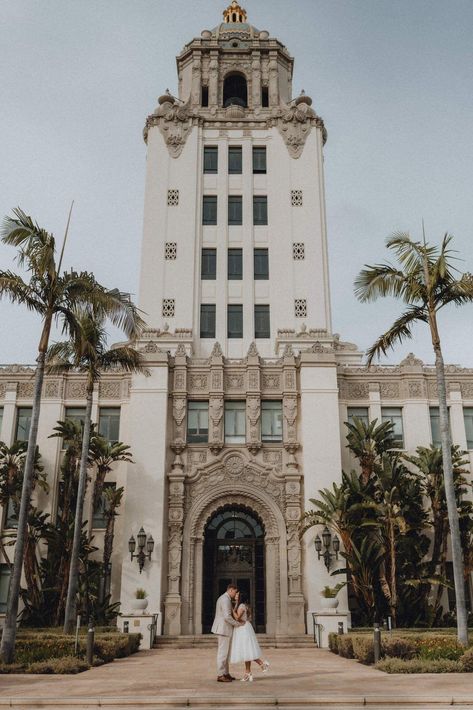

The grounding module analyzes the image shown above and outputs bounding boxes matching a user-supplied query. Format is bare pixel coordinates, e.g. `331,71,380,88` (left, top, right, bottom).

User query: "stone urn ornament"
131,588,149,613
319,583,345,610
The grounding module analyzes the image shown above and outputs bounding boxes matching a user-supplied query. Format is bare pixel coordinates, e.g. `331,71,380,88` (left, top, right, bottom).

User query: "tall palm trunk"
0,344,48,663
63,386,93,634
432,334,468,644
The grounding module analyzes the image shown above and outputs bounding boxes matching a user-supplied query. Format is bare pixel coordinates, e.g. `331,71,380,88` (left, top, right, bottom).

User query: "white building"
1,2,472,639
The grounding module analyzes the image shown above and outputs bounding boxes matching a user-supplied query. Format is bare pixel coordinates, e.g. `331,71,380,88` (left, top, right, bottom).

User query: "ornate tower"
138,0,332,359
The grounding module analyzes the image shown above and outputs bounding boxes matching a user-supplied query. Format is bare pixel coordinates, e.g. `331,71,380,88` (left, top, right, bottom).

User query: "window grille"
167,189,179,206
162,299,175,318
292,243,305,260
291,190,303,206
165,243,177,260
294,299,307,318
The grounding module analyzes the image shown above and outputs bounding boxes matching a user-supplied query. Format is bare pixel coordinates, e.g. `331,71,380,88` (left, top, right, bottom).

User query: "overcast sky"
1,0,472,365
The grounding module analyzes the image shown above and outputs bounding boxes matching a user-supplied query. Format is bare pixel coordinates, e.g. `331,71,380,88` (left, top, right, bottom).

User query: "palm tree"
47,309,146,633
345,417,396,485
89,437,133,513
355,232,473,645
0,207,145,663
101,485,124,603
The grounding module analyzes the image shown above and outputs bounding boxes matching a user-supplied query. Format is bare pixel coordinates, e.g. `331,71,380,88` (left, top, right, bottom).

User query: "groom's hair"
227,584,238,591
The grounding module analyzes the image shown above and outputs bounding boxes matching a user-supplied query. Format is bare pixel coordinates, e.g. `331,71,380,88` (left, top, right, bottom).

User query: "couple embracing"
211,583,270,683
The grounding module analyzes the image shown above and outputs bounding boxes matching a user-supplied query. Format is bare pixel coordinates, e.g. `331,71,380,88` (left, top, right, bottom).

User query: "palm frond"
354,263,407,303
365,306,428,366
0,271,45,313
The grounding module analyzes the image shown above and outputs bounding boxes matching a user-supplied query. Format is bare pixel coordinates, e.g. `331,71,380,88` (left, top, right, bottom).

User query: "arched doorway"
202,506,265,633
223,73,248,108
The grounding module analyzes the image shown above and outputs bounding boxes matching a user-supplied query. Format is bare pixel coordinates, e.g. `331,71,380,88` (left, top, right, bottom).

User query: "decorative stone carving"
211,371,222,390
283,396,297,442
224,373,244,390
380,381,400,399
247,396,261,452
0,365,34,373
173,395,187,441
263,450,283,472
44,380,60,398
65,381,87,399
225,455,245,477
272,97,327,159
188,450,207,466
262,373,280,390
344,382,369,399
189,374,208,390
209,396,224,449
461,382,473,399
99,381,121,399
145,95,195,157
175,343,187,357
428,380,438,398
247,341,259,358
210,342,223,358
408,380,424,398
400,353,424,367
174,371,185,390
164,456,185,635
0,383,5,398
285,370,296,389
17,381,34,398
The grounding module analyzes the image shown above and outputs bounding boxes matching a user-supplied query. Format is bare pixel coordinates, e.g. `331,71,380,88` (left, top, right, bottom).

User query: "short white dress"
230,604,262,663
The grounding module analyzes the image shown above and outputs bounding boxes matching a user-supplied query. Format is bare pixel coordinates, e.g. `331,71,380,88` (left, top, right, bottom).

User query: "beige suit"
211,592,240,676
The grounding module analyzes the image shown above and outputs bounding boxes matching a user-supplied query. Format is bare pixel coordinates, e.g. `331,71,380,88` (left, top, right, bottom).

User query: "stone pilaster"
164,455,185,635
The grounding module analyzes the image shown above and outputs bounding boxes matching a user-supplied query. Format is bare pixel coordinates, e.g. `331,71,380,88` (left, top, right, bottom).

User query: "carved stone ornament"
247,341,259,358
145,96,195,157
283,396,298,442
210,342,223,358
173,396,187,443
400,352,424,367
99,381,121,399
272,99,327,159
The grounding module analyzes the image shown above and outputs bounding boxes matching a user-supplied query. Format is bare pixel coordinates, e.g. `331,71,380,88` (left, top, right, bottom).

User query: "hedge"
376,658,464,674
0,631,141,674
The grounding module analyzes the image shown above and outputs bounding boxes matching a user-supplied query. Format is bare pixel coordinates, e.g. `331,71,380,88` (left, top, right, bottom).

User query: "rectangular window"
225,401,246,443
261,86,269,108
203,146,218,174
0,565,10,613
187,401,209,443
253,147,267,174
98,408,121,443
254,249,269,280
347,407,369,427
92,482,116,529
203,196,217,225
228,196,243,226
228,146,242,174
200,304,216,339
261,401,283,442
381,407,404,448
228,249,243,280
15,407,32,443
201,85,209,107
464,408,473,449
253,196,268,225
65,407,86,426
201,248,217,280
227,305,243,339
430,407,451,448
254,305,270,339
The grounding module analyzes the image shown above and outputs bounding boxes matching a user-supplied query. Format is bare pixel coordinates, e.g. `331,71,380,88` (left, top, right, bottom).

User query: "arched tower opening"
223,72,248,108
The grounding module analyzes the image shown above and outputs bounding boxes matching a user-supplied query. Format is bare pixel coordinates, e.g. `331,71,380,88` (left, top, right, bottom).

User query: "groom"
211,583,245,682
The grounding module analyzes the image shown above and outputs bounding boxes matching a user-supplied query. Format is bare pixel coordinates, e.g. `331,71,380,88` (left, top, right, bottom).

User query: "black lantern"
315,526,339,571
129,527,154,573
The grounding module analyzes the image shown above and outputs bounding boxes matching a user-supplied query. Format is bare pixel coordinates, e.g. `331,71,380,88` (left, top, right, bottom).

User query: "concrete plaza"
0,646,473,709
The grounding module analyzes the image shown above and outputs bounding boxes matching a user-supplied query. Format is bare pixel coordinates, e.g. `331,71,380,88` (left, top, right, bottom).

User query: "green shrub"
328,633,339,654
352,635,374,665
0,663,26,673
27,657,90,674
460,647,473,672
337,635,354,658
376,658,464,674
382,636,417,660
417,635,464,661
15,638,75,665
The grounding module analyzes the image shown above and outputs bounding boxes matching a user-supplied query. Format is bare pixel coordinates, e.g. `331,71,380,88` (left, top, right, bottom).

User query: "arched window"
223,73,248,108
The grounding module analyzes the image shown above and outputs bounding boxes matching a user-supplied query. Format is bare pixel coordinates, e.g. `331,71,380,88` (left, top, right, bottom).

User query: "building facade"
1,2,473,635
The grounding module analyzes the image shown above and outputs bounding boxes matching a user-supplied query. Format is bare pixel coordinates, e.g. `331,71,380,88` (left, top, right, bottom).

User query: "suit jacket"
211,592,240,636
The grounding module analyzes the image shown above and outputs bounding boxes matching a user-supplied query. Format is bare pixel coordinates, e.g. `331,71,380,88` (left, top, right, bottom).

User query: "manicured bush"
460,647,473,672
337,635,354,658
382,636,417,660
328,633,339,654
351,635,374,665
27,657,90,674
0,663,25,673
417,635,464,661
376,658,464,674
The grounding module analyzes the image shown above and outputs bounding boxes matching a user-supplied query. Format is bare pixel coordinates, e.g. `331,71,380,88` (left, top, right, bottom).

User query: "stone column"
268,51,279,107
246,342,261,454
251,52,261,109
209,343,224,454
164,455,185,635
191,52,202,107
208,52,219,108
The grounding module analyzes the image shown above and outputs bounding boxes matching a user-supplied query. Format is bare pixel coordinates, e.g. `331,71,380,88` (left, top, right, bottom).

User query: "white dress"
230,604,262,663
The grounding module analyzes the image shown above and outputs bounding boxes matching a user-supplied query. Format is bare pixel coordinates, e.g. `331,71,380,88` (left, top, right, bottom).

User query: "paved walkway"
1,646,473,708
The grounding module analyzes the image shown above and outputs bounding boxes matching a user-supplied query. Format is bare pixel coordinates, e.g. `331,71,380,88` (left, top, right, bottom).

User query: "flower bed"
328,630,473,673
0,630,141,674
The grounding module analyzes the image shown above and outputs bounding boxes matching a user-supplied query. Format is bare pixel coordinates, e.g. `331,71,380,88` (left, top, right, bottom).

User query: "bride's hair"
237,591,252,621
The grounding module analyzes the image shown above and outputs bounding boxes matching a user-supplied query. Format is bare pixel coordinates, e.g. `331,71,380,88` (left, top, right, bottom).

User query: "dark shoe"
225,674,236,680
217,675,232,682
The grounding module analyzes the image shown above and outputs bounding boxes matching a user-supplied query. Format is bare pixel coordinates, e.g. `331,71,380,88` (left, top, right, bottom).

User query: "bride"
229,591,270,682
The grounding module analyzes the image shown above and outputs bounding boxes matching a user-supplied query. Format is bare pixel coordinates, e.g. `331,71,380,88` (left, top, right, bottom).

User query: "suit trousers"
216,633,232,676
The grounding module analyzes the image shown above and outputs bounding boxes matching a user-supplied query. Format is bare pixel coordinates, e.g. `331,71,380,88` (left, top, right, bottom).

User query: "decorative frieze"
189,374,208,391
379,381,400,399
224,373,244,390
99,381,121,399
65,381,87,399
262,373,281,390
17,381,34,398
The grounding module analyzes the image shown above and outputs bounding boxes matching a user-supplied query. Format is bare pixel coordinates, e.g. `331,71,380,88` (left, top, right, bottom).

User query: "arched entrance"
202,506,265,633
223,72,248,107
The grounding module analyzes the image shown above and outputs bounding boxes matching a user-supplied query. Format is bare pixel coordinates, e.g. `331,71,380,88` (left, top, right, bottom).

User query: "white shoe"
241,673,253,682
261,660,270,673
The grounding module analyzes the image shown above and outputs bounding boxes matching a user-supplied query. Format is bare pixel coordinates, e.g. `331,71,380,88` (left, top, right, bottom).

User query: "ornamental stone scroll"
209,396,224,452
173,395,187,442
283,396,298,443
246,396,261,454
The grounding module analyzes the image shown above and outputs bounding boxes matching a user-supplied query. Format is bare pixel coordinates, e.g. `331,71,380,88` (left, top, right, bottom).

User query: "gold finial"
223,0,247,23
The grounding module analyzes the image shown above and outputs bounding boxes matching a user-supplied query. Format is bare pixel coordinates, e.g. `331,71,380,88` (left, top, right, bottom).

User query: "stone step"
154,634,316,649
